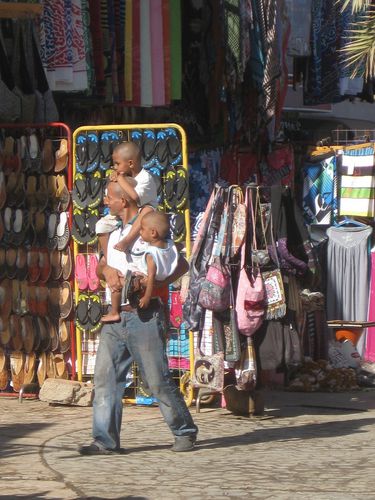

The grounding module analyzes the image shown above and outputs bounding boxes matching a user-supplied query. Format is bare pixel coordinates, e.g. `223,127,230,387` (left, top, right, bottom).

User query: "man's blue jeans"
92,301,198,450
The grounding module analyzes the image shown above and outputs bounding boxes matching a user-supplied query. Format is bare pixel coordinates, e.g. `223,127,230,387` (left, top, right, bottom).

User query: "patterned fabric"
223,0,241,90
364,251,375,362
302,155,336,225
304,0,341,105
339,145,375,217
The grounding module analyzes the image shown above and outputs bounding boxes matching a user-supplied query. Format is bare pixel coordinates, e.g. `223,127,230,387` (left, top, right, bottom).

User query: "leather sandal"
10,350,24,392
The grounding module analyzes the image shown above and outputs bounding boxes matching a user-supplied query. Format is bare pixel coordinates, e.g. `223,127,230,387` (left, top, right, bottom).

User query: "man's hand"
103,266,123,292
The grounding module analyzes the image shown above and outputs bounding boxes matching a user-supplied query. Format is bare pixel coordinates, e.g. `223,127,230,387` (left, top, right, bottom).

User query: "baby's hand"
109,170,118,181
138,296,150,309
114,239,128,252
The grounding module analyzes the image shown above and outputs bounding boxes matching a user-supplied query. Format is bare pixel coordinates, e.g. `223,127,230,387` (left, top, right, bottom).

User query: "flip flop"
54,138,69,173
45,317,59,352
88,294,102,333
3,207,13,246
154,130,170,170
130,129,143,148
99,131,120,171
175,166,188,210
38,317,51,352
86,208,99,244
165,128,182,165
75,253,88,291
163,166,177,211
42,138,55,173
0,347,9,390
72,208,90,245
87,171,104,209
47,281,61,320
10,350,24,392
76,132,88,173
87,254,99,291
12,209,26,247
10,314,23,351
87,132,100,173
73,173,89,210
76,293,90,330
20,316,34,354
142,129,157,162
55,174,70,212
0,249,6,280
6,248,18,280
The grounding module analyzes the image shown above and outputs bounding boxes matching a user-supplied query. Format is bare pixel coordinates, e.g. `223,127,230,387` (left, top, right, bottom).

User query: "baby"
101,211,178,322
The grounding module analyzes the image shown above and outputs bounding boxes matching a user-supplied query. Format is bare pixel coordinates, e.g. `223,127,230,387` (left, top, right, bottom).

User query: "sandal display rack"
0,121,76,398
72,123,193,405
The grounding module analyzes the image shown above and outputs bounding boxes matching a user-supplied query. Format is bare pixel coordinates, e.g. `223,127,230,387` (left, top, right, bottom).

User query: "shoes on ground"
78,443,126,456
171,434,197,452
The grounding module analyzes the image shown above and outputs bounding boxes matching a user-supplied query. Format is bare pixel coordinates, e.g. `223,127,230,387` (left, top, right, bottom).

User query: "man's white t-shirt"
135,169,158,208
106,223,148,303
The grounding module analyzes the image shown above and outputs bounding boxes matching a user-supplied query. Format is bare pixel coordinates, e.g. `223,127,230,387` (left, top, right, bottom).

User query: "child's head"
112,141,142,176
140,211,170,243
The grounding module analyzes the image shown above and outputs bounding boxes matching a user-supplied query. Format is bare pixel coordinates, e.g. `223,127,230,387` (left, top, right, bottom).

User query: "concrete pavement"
1,390,375,499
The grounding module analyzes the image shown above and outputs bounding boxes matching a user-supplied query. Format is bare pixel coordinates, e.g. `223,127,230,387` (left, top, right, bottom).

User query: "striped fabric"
339,145,375,217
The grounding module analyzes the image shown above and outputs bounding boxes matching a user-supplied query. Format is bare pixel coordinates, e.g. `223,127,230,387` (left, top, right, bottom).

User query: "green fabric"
169,0,181,100
341,187,375,199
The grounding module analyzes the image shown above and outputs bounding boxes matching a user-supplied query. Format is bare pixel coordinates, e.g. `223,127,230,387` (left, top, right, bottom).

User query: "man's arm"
97,256,123,291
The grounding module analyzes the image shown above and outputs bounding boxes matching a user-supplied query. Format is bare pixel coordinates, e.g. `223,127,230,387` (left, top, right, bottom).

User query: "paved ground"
2,389,375,499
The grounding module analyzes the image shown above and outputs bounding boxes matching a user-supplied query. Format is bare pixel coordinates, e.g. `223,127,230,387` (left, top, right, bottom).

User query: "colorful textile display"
302,155,336,225
339,145,375,217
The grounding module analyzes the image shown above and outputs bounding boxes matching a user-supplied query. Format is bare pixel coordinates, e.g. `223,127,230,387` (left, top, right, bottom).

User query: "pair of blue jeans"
92,300,198,450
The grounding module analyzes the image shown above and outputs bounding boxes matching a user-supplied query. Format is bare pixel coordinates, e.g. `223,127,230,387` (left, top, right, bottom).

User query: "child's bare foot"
101,312,121,323
114,240,128,252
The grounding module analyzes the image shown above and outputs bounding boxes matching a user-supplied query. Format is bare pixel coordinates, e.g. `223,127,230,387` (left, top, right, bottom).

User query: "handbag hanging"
213,281,242,362
235,187,266,336
258,188,287,320
198,186,242,313
192,329,224,392
183,187,225,331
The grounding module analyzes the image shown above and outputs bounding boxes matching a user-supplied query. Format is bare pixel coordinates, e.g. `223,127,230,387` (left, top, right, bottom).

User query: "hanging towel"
364,251,375,362
302,155,336,225
150,0,165,106
162,0,171,104
132,0,141,105
169,0,181,100
124,0,133,101
54,0,89,92
339,145,375,217
140,0,152,106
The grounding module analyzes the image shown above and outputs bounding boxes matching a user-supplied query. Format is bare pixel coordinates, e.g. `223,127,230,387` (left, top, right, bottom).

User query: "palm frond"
341,7,375,78
338,0,371,13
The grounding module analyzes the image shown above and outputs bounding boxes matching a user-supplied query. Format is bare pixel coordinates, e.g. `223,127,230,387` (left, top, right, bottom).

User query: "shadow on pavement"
0,496,147,500
0,422,54,459
125,416,375,453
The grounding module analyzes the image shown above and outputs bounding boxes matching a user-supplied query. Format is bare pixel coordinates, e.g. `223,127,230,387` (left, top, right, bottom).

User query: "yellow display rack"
72,123,193,404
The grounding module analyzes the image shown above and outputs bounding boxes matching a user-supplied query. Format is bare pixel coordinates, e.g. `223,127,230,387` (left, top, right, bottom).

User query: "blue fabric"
302,155,336,225
92,302,197,450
